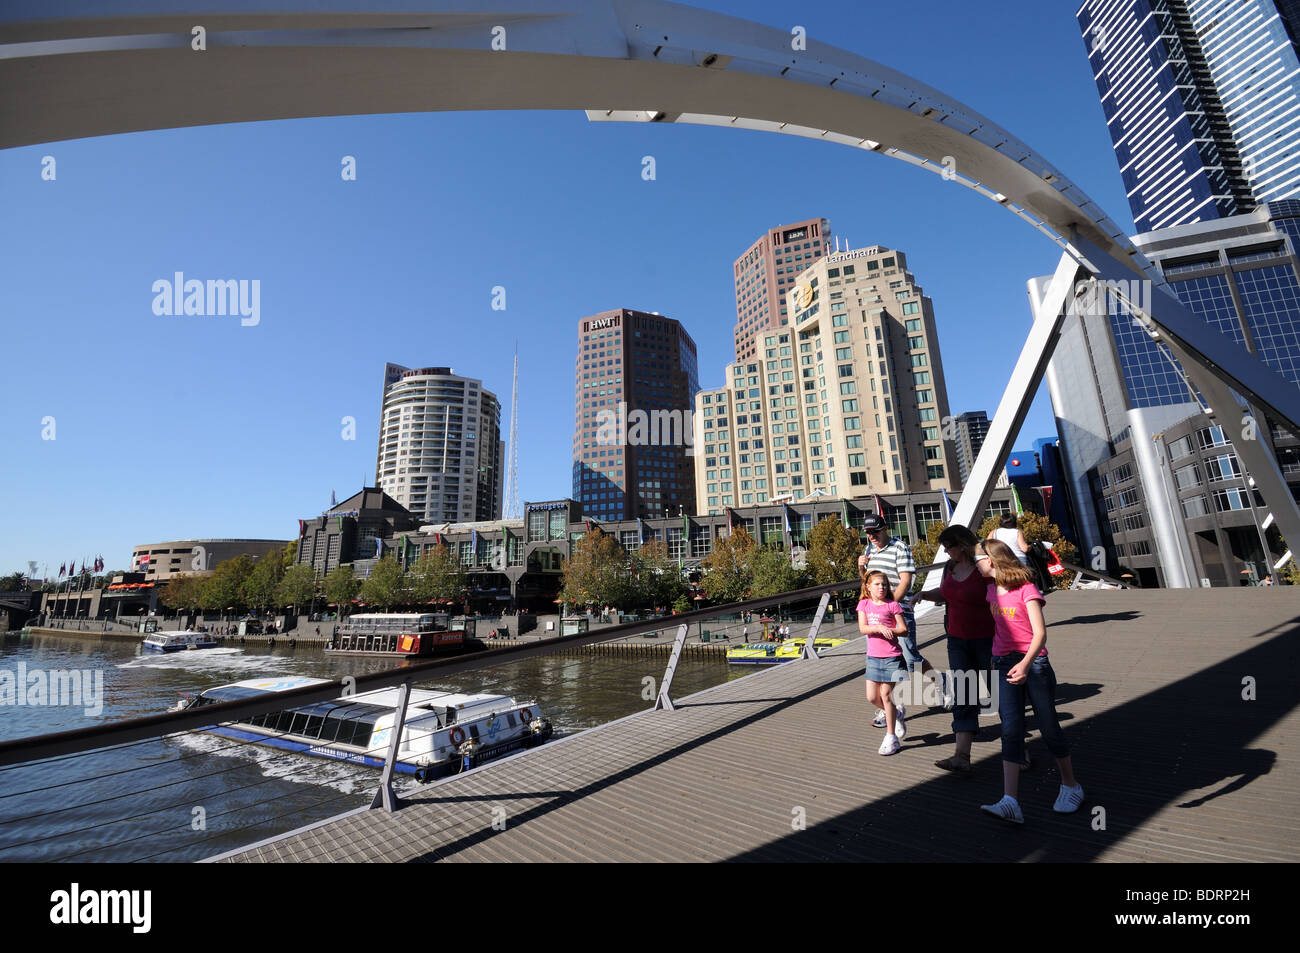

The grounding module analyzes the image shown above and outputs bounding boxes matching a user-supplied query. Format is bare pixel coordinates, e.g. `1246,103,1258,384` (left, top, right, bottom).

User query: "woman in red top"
918,525,994,773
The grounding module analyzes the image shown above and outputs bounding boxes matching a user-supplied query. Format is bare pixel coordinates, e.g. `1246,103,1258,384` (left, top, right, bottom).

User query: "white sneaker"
871,708,887,728
1053,784,1085,813
878,733,900,756
980,795,1024,824
894,707,907,741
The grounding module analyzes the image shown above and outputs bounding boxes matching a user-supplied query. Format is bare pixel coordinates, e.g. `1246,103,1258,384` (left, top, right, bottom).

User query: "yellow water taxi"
725,637,850,664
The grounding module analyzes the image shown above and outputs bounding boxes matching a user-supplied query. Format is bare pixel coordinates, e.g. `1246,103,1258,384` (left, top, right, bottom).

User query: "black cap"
862,515,887,532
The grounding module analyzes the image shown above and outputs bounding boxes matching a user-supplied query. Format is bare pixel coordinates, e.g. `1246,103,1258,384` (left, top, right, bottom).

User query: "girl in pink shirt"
977,539,1084,824
858,570,908,755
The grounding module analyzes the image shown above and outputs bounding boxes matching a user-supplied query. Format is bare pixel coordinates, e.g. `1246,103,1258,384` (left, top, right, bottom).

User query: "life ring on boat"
520,707,532,722
449,726,466,746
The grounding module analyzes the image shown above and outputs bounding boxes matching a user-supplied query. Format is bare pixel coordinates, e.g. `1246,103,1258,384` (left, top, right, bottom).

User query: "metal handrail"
0,578,867,767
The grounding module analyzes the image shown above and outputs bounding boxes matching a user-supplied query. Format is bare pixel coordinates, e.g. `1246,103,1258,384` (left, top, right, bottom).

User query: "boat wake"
167,728,383,797
116,647,296,674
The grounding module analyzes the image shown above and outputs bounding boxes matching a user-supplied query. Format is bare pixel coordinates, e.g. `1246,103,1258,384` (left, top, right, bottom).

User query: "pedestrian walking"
859,570,908,755
857,514,950,722
977,539,1084,823
917,525,994,772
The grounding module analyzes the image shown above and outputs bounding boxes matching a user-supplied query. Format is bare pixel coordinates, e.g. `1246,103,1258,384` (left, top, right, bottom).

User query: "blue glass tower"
1079,0,1300,232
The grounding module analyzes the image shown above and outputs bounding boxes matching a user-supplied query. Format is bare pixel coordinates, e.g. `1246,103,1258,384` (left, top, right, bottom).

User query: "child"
858,569,909,755
978,539,1084,823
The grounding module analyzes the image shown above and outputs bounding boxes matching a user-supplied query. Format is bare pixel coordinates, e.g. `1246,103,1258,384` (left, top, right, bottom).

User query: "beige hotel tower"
694,245,959,512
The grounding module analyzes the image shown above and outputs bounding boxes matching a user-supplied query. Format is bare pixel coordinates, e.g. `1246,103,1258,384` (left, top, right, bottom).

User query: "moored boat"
171,676,552,781
325,612,471,658
143,629,219,653
725,636,850,665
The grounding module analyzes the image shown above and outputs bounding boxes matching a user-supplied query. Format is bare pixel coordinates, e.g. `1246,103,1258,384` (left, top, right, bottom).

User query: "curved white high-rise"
375,364,503,525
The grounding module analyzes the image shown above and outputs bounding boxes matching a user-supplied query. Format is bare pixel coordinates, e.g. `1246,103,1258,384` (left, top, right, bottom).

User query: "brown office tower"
573,309,700,520
733,218,833,363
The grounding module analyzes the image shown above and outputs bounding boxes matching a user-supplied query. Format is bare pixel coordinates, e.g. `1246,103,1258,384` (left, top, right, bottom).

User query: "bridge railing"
0,560,1112,861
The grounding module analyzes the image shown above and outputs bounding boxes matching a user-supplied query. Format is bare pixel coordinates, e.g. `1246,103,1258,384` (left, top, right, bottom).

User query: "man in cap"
857,514,952,726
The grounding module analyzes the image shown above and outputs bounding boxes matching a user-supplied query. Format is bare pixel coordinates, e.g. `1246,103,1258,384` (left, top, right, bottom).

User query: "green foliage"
700,526,756,603
275,563,318,609
323,565,361,615
671,594,692,614
560,528,632,609
409,546,466,606
0,571,26,591
979,511,1078,590
628,539,686,611
360,555,405,611
159,573,204,612
805,516,862,606
241,547,288,611
749,544,806,598
912,520,949,575
200,555,254,613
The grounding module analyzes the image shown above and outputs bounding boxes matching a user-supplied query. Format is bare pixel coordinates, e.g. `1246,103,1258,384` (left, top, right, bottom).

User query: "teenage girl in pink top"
858,570,908,756
977,539,1084,823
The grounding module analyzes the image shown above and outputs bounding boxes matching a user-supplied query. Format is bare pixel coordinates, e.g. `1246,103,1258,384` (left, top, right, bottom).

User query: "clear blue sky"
0,0,1131,577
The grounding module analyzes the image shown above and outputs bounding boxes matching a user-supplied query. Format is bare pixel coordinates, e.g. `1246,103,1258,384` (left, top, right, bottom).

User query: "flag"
840,499,850,529
584,518,593,532
298,519,306,538
434,532,442,546
471,529,479,556
1011,485,1024,515
1036,485,1053,516
782,502,792,535
875,495,887,519
375,537,384,557
940,488,954,522
638,517,648,543
726,507,735,534
331,489,337,507
59,562,65,577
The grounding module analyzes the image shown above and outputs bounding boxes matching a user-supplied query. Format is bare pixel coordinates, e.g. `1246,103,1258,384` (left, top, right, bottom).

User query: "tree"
0,571,25,591
805,516,863,607
160,573,204,614
242,547,288,611
560,529,632,609
200,555,254,615
275,563,318,612
360,555,406,611
700,526,756,604
911,520,949,577
979,511,1078,590
409,546,467,607
628,539,685,611
323,565,361,616
749,544,805,598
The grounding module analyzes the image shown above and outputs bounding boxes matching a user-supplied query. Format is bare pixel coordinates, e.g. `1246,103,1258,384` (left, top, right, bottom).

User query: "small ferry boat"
172,676,552,781
325,612,471,658
725,636,850,665
142,629,219,653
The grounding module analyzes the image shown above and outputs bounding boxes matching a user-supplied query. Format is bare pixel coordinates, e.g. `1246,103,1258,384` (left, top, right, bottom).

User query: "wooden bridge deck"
212,590,1300,863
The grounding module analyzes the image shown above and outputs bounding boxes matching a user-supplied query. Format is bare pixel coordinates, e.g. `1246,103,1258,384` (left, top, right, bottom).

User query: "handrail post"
370,677,412,813
653,624,690,712
801,593,831,660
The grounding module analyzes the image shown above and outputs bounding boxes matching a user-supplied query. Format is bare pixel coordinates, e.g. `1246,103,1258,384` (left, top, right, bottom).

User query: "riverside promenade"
213,589,1299,863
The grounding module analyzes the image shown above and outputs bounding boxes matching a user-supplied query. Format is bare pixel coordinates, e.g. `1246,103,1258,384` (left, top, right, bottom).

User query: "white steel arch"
4,0,1299,572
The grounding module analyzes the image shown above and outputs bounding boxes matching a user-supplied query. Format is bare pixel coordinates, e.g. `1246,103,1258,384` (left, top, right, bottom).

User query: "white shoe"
894,708,907,741
1053,784,1085,813
878,733,900,756
871,708,887,728
980,795,1024,824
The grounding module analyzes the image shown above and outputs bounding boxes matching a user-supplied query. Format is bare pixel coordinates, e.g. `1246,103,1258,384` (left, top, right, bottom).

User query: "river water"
0,631,747,862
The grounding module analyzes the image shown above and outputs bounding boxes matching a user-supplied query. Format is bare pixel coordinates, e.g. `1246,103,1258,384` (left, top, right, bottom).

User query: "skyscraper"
1044,201,1300,585
375,364,503,525
1078,0,1300,232
695,244,958,512
573,309,700,520
952,411,993,485
732,218,833,362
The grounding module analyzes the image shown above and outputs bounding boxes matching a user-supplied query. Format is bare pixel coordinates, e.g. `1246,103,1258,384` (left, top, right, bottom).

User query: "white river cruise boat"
142,629,219,653
172,676,553,781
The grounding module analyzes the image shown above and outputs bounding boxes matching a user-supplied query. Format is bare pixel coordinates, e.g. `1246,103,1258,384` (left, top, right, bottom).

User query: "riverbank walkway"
213,589,1299,862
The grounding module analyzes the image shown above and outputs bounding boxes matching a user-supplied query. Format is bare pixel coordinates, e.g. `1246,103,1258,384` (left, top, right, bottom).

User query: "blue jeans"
898,608,924,671
993,653,1070,765
946,636,992,734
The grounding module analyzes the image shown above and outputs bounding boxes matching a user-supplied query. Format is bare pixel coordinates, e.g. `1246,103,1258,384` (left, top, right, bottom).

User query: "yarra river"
0,630,748,862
